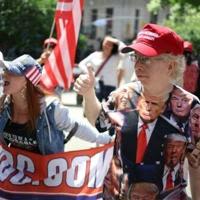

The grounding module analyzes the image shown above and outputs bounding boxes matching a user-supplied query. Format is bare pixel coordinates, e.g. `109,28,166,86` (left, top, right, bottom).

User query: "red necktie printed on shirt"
165,169,174,190
136,123,148,163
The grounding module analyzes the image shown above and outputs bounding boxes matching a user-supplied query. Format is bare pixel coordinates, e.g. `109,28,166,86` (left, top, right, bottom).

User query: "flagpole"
47,18,56,50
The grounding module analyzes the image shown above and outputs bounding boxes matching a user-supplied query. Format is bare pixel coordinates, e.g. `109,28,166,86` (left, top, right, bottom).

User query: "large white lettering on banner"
0,143,114,199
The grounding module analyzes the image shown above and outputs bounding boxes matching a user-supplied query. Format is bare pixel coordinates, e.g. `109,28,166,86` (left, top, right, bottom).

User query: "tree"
0,0,55,59
147,0,200,53
75,33,89,63
147,0,200,14
165,4,200,53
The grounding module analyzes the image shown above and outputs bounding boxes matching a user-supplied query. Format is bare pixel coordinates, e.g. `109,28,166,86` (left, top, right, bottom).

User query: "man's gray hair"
157,54,185,86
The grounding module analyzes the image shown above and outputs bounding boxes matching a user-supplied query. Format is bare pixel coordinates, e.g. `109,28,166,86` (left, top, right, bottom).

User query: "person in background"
78,35,136,102
74,23,200,199
117,39,138,87
0,54,112,156
183,41,200,98
37,37,58,66
36,37,65,96
117,52,137,87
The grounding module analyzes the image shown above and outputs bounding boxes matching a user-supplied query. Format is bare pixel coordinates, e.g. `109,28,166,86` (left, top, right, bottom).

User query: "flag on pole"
40,0,84,92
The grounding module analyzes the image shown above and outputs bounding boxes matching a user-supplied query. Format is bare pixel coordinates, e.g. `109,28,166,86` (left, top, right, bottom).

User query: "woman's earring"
20,86,27,99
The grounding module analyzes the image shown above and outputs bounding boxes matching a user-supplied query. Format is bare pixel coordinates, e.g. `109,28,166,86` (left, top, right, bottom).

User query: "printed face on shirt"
104,156,123,197
164,138,186,168
137,95,165,123
115,87,134,110
190,106,200,140
2,71,27,95
170,88,193,118
128,182,158,200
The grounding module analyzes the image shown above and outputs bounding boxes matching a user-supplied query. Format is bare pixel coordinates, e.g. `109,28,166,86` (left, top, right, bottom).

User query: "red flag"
40,0,84,91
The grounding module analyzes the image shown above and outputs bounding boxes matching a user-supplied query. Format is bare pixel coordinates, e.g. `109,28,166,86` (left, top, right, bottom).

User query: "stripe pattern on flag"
25,66,42,86
40,0,84,91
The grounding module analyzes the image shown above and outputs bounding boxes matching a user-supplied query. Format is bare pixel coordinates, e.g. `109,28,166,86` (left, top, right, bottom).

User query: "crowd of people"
0,22,200,200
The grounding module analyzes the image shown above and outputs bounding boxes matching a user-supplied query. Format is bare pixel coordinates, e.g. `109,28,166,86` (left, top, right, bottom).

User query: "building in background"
81,0,169,48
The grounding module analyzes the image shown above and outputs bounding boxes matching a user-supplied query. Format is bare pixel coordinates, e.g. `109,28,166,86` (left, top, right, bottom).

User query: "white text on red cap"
138,31,159,41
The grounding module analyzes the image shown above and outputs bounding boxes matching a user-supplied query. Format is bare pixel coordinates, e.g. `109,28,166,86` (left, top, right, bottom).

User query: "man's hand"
74,66,95,97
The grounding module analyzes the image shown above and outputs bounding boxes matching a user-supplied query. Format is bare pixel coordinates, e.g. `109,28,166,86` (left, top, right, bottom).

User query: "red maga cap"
184,41,193,52
43,37,58,48
122,23,184,56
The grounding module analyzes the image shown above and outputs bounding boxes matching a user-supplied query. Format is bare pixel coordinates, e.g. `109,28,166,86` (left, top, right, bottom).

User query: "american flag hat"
0,54,42,86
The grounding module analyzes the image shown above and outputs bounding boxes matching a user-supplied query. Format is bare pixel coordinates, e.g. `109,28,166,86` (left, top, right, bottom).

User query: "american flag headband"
24,65,42,86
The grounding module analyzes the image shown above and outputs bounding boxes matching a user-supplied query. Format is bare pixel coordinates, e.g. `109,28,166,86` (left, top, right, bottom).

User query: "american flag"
25,66,42,86
40,0,84,91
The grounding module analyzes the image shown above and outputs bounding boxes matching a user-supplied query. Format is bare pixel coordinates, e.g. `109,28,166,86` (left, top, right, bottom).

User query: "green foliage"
164,4,200,53
147,0,200,53
148,0,200,11
78,34,88,50
147,0,162,15
75,33,89,63
0,0,55,59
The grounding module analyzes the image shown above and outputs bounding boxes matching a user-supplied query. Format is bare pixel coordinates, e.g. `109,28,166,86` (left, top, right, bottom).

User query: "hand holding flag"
40,0,84,92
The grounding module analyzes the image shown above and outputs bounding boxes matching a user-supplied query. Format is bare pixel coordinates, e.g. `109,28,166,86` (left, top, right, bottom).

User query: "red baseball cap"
122,23,184,56
43,37,58,48
183,41,193,52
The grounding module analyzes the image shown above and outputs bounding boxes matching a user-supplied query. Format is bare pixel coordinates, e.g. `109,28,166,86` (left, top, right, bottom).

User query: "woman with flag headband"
0,54,112,153
0,53,113,199
74,23,200,199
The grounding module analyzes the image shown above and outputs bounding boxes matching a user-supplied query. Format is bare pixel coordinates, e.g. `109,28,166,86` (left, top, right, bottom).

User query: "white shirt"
162,163,180,189
137,117,157,144
79,51,122,87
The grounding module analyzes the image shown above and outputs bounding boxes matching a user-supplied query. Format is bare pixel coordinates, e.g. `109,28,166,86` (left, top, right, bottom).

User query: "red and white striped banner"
0,143,114,199
40,0,84,91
